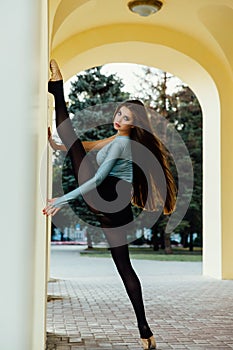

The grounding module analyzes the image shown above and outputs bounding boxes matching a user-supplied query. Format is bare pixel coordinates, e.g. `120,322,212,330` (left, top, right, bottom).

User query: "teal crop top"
53,135,133,208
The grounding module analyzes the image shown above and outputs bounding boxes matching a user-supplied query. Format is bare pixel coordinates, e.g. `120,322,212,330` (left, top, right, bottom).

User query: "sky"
64,62,183,98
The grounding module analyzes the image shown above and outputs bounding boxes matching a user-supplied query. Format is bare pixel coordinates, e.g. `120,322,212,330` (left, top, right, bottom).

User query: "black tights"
48,80,153,339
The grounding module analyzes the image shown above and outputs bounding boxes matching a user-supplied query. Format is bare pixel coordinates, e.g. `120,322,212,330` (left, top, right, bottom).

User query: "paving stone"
46,246,233,350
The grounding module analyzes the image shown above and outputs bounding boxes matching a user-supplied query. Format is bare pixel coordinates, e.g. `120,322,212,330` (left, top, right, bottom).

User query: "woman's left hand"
42,198,61,216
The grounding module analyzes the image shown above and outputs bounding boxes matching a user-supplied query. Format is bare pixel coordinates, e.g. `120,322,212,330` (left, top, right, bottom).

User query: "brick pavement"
47,246,233,350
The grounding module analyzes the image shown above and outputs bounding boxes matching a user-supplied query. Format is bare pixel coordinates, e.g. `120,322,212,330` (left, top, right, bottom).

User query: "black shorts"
96,176,133,228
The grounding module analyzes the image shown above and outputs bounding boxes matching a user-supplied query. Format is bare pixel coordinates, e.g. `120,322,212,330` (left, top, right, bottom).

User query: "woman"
43,60,176,349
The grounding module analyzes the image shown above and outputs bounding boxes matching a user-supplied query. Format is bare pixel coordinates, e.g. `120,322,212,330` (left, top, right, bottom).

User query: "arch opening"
51,41,221,277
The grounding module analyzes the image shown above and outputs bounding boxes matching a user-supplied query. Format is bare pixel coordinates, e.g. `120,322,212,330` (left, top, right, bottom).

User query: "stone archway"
49,1,233,280
50,40,222,278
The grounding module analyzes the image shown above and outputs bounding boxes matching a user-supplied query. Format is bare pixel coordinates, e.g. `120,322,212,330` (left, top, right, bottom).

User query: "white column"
0,1,48,350
201,81,222,279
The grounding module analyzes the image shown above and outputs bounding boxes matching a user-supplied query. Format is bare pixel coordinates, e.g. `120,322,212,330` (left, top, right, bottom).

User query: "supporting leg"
109,244,153,339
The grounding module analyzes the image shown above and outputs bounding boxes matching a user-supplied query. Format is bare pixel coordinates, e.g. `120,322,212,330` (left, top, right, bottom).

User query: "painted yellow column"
221,79,233,279
0,0,48,349
203,69,233,280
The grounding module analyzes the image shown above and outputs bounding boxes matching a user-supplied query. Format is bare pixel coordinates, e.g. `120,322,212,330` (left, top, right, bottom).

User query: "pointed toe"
49,59,63,81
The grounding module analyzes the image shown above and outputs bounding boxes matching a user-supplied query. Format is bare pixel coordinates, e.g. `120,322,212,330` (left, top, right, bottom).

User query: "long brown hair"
114,100,176,215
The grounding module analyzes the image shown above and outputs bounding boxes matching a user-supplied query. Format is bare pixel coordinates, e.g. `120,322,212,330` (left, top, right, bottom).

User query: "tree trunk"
160,231,165,249
189,232,194,252
87,232,93,249
164,232,173,254
151,232,160,251
181,231,189,248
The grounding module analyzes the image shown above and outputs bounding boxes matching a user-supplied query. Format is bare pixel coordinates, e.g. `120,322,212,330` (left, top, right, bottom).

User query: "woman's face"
113,106,134,136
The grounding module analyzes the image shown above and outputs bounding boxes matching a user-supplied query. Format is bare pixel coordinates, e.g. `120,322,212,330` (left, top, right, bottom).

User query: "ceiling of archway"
49,0,233,76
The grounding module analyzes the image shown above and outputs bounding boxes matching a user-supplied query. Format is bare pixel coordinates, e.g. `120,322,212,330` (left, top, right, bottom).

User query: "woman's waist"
97,175,132,200
108,166,133,183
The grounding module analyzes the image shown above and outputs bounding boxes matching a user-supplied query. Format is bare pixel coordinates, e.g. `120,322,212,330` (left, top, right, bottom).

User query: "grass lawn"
80,246,202,262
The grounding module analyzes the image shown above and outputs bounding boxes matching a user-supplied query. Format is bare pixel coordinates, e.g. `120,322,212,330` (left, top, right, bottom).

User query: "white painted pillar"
0,1,48,350
202,117,222,278
201,80,222,279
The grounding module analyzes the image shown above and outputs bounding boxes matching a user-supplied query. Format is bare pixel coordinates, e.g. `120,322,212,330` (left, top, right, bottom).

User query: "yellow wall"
48,0,233,279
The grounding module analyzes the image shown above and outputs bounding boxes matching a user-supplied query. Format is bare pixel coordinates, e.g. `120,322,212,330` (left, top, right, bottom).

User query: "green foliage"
68,66,130,141
80,247,202,262
169,86,202,240
134,67,202,250
52,65,202,250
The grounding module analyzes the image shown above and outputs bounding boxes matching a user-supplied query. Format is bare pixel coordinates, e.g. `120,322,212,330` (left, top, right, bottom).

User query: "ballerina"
43,59,176,349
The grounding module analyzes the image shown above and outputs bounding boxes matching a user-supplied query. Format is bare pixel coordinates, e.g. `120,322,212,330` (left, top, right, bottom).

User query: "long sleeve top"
53,135,133,208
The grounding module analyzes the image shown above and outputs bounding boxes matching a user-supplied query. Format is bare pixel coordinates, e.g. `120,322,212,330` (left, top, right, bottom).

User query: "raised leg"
48,79,95,185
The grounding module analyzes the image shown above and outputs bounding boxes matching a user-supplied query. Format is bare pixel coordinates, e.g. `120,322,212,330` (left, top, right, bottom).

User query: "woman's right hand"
42,198,61,217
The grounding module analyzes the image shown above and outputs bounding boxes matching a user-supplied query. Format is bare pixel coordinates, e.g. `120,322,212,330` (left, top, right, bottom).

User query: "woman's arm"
43,140,123,215
82,134,116,151
48,127,116,152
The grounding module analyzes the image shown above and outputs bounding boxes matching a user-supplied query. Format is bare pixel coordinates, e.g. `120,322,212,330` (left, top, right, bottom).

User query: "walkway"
47,246,233,350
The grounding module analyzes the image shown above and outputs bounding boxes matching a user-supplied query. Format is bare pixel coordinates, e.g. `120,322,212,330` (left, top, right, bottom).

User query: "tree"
134,67,178,253
134,67,202,252
52,66,130,246
68,66,130,141
169,87,202,250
